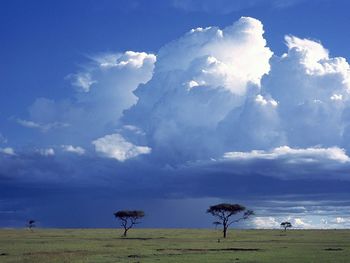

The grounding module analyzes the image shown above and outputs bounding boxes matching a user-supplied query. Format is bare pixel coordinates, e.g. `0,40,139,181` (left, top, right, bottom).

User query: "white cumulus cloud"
38,148,55,156
124,17,273,162
97,51,156,69
61,145,85,155
224,146,350,163
330,94,343,101
0,147,15,156
92,133,151,162
155,16,272,94
255,94,278,107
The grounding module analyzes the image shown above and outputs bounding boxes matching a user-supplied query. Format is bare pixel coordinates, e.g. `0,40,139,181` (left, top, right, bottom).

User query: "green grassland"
0,228,349,262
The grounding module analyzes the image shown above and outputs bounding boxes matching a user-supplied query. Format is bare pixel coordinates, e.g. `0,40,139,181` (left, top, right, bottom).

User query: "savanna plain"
0,228,349,263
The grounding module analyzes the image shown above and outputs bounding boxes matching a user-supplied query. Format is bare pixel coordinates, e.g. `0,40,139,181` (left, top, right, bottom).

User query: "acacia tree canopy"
207,203,254,238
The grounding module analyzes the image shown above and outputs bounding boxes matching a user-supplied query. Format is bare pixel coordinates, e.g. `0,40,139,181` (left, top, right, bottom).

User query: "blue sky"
1,0,350,229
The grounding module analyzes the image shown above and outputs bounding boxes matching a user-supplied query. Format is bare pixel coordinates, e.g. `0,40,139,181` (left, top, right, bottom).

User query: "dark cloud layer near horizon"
1,151,350,227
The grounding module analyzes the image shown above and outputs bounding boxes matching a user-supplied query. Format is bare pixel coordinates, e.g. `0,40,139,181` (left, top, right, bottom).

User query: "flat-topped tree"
207,203,254,238
114,210,145,237
281,221,292,231
27,220,35,231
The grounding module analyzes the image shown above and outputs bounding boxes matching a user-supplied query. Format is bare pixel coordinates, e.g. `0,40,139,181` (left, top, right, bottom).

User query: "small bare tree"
114,210,145,237
213,221,221,229
280,221,292,231
207,203,254,238
27,220,36,231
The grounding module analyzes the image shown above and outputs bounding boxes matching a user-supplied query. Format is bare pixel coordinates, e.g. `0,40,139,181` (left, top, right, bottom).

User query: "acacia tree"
27,220,35,231
114,210,145,237
207,203,254,238
280,221,292,231
213,221,221,229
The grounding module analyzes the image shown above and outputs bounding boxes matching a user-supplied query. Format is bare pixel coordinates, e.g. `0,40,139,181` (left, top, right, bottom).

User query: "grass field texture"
0,228,349,262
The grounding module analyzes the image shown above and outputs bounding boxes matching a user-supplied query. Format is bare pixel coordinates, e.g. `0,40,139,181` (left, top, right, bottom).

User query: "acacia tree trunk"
123,228,128,237
223,224,228,238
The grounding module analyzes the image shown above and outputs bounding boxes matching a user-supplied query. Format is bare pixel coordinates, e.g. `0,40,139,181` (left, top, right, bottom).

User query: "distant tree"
213,221,221,229
114,210,145,237
280,221,292,231
27,220,35,231
207,203,254,238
